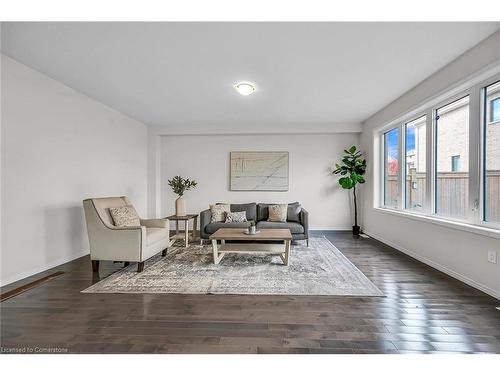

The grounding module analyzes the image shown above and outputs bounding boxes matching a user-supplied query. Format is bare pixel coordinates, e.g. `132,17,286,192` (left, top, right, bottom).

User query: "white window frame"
479,75,500,230
381,127,401,209
432,91,474,225
376,66,500,235
403,114,428,213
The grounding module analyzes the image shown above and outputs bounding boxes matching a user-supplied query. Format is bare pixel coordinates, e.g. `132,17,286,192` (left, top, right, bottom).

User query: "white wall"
159,133,360,230
1,55,148,286
361,31,500,299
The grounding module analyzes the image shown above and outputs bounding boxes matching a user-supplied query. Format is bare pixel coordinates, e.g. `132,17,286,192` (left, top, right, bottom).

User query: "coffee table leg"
184,219,189,247
212,239,219,264
284,240,290,266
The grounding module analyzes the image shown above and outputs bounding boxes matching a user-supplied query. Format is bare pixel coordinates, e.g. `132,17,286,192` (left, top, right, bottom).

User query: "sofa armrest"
200,209,212,238
140,218,169,229
300,208,309,236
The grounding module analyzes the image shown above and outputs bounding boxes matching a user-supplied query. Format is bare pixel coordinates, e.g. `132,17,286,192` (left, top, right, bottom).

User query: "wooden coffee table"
209,228,292,265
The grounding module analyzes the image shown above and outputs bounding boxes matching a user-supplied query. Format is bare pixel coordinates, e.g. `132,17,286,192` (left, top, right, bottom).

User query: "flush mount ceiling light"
234,82,256,96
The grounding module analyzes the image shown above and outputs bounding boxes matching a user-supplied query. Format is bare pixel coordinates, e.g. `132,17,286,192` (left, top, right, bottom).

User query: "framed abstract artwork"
230,151,289,191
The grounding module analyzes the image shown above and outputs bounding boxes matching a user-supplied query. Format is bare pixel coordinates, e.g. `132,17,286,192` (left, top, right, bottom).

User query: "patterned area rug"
82,237,383,296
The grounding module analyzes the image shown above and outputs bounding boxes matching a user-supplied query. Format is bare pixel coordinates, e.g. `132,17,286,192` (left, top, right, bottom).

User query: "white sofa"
83,196,170,272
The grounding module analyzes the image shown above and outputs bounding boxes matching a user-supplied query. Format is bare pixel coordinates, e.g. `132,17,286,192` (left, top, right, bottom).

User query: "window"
451,155,461,172
378,72,500,232
384,128,399,208
484,81,500,223
490,97,500,123
405,115,426,211
435,96,469,219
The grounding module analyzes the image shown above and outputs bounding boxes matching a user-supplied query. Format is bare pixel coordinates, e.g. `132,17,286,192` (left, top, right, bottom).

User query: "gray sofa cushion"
204,221,251,234
256,221,305,234
229,203,257,222
257,202,301,222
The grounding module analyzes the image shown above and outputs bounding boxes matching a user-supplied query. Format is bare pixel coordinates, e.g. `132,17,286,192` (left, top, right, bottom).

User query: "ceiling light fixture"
234,82,256,96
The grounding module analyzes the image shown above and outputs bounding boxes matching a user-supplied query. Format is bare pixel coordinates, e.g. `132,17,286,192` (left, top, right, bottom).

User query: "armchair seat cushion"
141,218,168,228
256,221,305,234
204,221,251,234
146,227,170,245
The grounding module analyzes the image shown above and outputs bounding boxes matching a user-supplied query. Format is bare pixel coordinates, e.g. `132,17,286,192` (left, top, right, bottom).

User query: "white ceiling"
2,22,499,128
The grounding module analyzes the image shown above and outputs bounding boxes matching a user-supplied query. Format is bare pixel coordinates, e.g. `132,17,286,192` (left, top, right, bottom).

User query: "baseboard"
364,231,500,301
0,249,90,287
310,227,352,231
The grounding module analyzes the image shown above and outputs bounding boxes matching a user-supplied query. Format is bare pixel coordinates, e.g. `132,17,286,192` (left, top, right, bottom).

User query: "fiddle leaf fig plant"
332,146,367,235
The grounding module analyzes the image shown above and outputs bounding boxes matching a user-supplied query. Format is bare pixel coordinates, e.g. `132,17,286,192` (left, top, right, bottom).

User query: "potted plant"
332,146,366,236
167,175,198,216
248,220,256,234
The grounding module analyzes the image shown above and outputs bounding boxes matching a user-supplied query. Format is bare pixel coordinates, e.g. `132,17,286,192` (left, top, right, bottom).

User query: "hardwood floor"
1,231,499,354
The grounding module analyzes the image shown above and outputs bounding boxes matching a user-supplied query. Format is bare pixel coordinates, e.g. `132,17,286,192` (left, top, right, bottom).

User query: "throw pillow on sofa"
268,204,287,222
109,205,140,227
210,203,230,223
258,202,301,222
287,202,302,222
225,211,247,223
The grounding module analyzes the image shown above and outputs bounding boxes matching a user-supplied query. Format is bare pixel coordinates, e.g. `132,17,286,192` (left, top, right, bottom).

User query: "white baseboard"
364,231,500,301
310,227,352,231
0,249,90,287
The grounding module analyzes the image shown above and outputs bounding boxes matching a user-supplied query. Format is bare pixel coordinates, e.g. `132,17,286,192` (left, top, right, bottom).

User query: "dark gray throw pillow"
287,202,302,222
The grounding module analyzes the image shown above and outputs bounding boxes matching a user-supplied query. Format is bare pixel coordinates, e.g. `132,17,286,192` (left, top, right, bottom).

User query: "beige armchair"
83,196,170,272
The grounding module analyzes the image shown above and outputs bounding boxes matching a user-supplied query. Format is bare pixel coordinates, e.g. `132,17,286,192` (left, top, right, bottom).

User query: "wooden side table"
165,214,198,248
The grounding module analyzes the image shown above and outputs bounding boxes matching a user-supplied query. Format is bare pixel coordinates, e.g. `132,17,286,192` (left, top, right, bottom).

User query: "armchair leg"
306,239,309,247
162,249,167,257
91,260,100,273
137,262,145,272
200,239,204,245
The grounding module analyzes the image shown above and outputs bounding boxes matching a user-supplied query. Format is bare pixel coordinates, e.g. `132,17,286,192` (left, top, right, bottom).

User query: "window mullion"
469,86,481,225
425,109,433,216
479,86,486,225
398,123,404,210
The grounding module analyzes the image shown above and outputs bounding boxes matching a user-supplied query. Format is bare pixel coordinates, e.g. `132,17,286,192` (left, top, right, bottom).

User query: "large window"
384,128,399,208
484,81,500,223
379,72,500,232
405,115,426,211
435,96,469,219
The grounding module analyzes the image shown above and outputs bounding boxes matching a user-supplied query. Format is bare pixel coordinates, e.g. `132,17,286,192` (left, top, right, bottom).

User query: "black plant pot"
352,225,360,236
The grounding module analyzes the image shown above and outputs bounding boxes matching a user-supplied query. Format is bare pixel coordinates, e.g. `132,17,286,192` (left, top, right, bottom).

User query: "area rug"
82,237,383,296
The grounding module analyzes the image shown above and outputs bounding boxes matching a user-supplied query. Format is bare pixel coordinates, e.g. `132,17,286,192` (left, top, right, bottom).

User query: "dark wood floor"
1,231,499,354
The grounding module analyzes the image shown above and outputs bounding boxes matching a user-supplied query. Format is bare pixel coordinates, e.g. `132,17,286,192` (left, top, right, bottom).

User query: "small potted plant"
168,175,198,216
332,146,366,236
248,220,256,234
